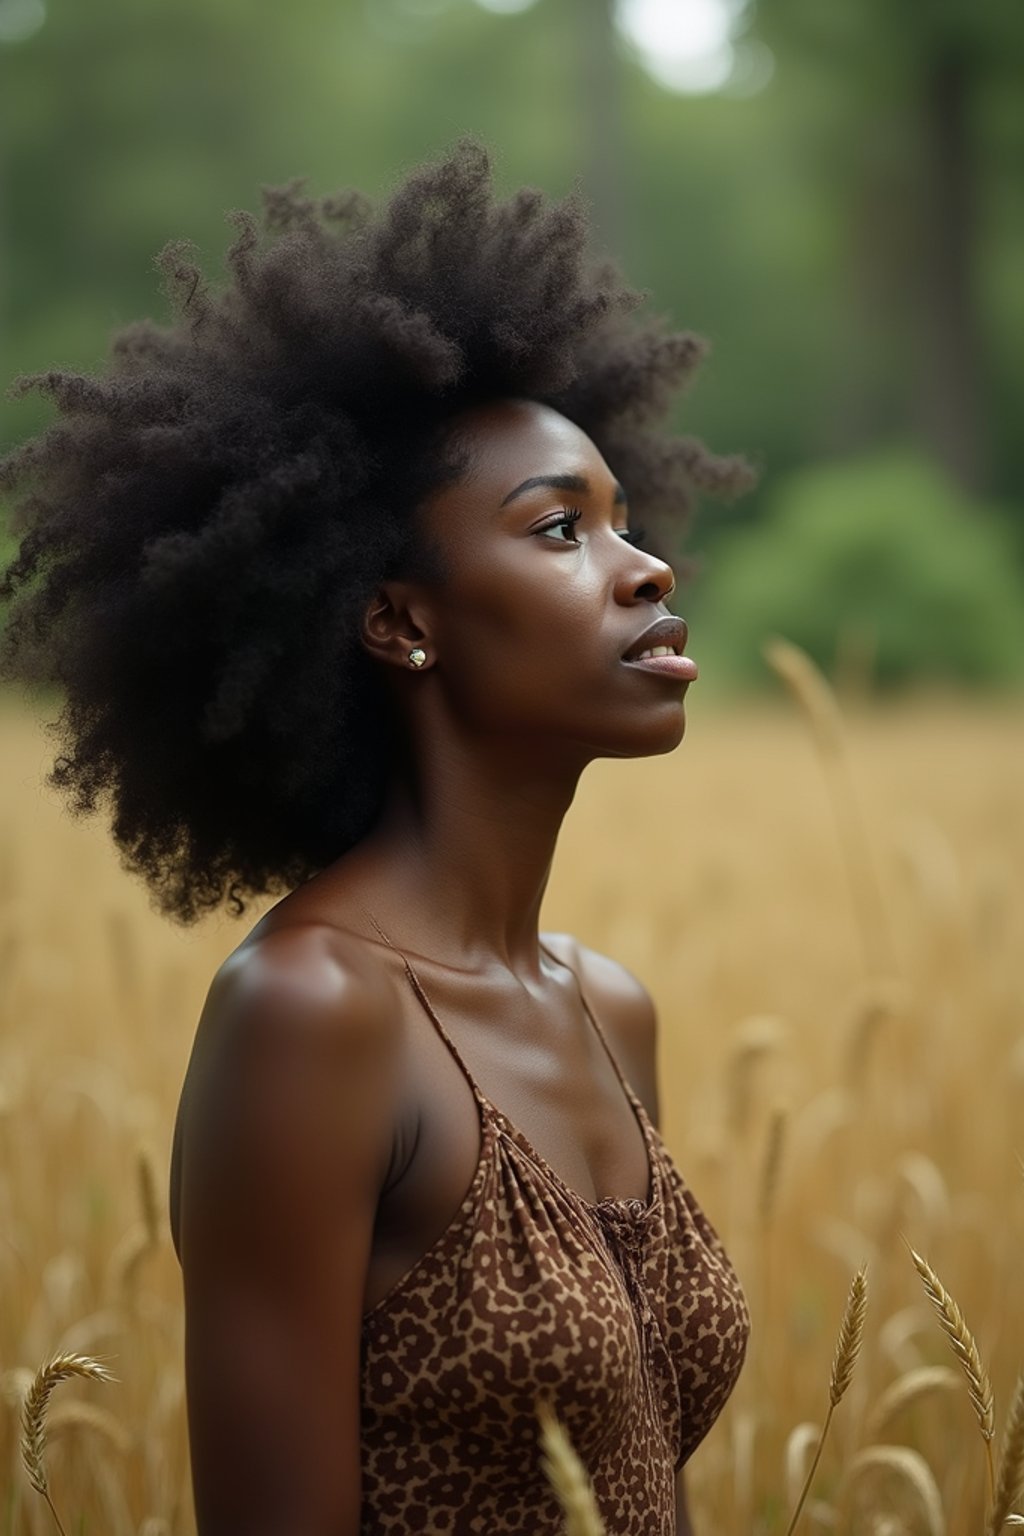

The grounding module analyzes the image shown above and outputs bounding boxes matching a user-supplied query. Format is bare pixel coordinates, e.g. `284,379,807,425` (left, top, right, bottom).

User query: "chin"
646,711,688,757
595,705,688,761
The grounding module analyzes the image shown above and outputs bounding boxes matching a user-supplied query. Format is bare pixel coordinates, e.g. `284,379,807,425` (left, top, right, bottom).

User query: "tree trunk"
578,0,624,258
913,42,986,492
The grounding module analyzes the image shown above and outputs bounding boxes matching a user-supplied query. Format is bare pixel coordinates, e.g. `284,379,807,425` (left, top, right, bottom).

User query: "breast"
361,1131,648,1485
641,1144,751,1463
358,1105,747,1535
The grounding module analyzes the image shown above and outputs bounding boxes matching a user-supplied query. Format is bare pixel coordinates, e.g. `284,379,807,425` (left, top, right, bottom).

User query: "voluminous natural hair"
0,141,754,924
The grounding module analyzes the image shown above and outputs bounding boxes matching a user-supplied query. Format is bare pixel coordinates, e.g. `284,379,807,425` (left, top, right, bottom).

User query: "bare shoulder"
188,921,406,1110
541,931,660,1125
172,920,402,1531
208,921,404,1057
171,922,405,1262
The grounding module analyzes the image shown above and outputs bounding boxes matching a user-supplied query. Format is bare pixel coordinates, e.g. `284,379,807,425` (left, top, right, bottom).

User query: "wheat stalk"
784,1264,868,1536
758,1104,787,1228
762,636,892,974
537,1399,606,1536
989,1371,1024,1534
725,1015,790,1139
756,1103,788,1395
909,1246,995,1500
830,1264,869,1405
107,1144,163,1301
785,1423,823,1512
137,1144,161,1247
762,637,846,756
19,1351,115,1536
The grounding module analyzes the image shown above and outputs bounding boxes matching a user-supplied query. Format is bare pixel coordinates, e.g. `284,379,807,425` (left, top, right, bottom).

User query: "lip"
621,614,689,662
621,614,697,682
624,653,698,681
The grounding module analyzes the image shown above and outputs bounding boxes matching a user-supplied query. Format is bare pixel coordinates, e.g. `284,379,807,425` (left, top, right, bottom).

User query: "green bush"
690,450,1024,692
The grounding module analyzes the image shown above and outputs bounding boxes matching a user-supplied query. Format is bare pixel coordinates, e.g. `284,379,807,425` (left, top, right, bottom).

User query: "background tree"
2,0,1021,686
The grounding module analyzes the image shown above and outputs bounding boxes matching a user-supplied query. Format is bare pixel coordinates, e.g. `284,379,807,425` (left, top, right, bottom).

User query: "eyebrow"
499,473,627,508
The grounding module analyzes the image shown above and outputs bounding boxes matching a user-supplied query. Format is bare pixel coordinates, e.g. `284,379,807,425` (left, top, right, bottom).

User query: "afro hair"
0,140,755,925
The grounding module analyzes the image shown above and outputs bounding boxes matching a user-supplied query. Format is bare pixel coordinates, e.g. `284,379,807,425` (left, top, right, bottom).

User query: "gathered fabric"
360,937,749,1535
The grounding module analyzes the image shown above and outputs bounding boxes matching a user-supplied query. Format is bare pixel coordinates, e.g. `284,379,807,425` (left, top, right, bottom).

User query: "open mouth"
621,614,688,664
623,652,698,682
621,623,697,680
631,644,679,662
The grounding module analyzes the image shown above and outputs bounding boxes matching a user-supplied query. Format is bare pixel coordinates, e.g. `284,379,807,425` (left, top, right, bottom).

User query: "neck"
350,724,586,978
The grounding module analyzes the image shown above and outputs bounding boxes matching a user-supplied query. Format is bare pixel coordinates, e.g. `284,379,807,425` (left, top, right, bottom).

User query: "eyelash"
538,507,647,547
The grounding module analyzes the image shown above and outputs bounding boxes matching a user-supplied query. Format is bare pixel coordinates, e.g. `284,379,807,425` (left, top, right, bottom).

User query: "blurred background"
3,0,1024,690
1,5,1023,1534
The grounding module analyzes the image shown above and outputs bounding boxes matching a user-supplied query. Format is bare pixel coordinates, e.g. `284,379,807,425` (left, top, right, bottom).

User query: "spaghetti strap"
358,905,490,1112
361,907,646,1134
356,919,751,1535
538,935,646,1115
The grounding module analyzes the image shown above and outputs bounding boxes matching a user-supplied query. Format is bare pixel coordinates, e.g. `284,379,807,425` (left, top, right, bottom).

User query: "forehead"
446,399,614,499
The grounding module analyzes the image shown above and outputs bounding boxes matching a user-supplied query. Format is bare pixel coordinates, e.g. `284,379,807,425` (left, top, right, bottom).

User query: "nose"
615,545,676,605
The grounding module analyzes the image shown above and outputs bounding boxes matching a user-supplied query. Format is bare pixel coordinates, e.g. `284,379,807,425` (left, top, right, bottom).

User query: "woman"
0,143,752,1535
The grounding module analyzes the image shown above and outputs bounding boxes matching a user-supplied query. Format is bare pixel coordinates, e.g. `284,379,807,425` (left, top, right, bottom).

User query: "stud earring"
408,648,427,669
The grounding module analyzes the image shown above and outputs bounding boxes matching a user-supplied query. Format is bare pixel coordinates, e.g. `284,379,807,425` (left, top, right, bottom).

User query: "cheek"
446,572,600,674
433,568,587,713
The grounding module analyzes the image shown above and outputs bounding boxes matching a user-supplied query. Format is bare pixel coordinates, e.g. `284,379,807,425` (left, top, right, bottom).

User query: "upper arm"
545,932,661,1129
174,927,402,1536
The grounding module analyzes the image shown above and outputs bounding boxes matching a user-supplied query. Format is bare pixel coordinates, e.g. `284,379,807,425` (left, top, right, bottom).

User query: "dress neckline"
358,906,659,1217
482,1086,659,1219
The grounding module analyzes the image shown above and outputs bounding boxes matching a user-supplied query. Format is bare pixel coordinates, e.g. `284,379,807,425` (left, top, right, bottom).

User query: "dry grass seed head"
896,1153,951,1236
725,1014,790,1137
762,638,846,756
909,1246,994,1441
989,1370,1024,1535
20,1351,115,1494
830,1264,869,1408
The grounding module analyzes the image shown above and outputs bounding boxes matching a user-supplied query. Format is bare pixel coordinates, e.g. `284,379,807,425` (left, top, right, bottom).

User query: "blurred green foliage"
1,0,1022,689
690,450,1024,691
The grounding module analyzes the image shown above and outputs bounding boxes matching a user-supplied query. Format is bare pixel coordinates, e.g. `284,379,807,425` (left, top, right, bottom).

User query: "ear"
360,581,433,671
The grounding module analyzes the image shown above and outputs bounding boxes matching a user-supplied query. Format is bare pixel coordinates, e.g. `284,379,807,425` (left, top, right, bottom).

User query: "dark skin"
170,399,696,1535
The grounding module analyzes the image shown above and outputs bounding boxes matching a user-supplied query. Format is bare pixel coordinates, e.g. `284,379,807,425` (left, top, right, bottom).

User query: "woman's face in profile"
413,398,693,764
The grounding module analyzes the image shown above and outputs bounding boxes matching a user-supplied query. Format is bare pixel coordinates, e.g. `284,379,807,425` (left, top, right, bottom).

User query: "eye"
535,507,583,544
615,526,647,548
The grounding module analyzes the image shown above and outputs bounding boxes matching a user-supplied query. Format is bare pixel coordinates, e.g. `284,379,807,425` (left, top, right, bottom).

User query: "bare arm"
173,926,402,1536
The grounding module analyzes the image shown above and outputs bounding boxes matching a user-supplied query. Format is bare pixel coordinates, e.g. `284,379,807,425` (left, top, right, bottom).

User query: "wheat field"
1,678,1022,1535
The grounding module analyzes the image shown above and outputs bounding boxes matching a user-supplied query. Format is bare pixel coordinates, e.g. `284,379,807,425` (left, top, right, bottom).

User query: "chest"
364,963,651,1314
362,1122,751,1500
387,968,647,1205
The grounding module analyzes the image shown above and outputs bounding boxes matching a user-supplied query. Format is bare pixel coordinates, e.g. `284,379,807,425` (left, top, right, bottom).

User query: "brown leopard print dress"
360,934,749,1534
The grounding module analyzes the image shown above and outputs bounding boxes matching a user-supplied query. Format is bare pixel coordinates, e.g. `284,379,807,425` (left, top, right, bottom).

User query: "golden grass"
784,1264,868,1535
909,1245,996,1503
19,1352,115,1535
537,1401,606,1536
1,684,1023,1533
829,1264,869,1409
989,1371,1024,1535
